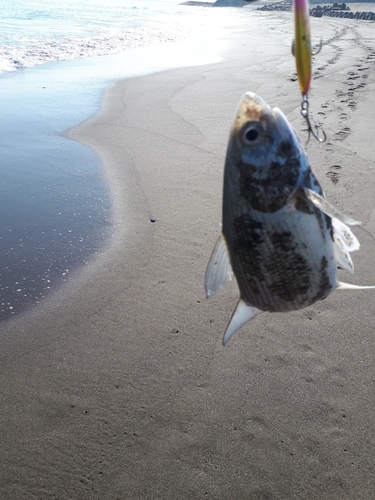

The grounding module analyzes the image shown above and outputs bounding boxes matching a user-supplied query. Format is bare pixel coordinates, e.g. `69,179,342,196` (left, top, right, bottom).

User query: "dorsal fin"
332,217,360,274
333,231,355,274
332,217,360,251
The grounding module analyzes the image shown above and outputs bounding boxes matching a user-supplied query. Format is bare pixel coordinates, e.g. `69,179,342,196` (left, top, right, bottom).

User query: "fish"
205,92,375,345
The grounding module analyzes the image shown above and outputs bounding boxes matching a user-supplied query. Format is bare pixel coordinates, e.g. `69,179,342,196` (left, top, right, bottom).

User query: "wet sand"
1,11,375,499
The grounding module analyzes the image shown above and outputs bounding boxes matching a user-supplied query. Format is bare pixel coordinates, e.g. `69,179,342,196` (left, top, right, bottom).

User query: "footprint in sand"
340,112,348,121
295,343,314,354
326,165,342,185
334,127,351,140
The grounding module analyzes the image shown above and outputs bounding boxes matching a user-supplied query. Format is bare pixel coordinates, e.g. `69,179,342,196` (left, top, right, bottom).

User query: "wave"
0,23,193,74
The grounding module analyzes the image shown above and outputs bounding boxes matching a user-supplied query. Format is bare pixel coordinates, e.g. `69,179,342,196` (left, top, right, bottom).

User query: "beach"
1,9,375,499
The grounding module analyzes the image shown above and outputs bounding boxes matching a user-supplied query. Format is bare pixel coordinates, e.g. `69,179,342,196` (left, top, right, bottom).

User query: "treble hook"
300,94,326,144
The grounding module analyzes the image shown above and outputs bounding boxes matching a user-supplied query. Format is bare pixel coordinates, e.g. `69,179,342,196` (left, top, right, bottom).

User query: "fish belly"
224,209,337,312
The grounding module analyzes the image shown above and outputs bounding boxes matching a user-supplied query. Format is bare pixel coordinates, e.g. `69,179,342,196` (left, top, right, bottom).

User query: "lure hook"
300,94,326,144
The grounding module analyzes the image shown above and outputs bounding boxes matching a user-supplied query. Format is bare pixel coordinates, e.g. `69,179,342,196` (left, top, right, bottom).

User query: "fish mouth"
234,92,273,131
236,93,297,142
234,93,302,151
239,93,289,130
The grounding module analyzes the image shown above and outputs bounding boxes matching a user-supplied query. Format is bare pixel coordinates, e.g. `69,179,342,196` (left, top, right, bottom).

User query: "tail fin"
337,282,375,290
223,299,262,346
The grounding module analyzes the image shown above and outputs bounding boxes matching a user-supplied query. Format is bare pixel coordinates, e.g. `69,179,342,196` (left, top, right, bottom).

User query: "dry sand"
2,10,375,500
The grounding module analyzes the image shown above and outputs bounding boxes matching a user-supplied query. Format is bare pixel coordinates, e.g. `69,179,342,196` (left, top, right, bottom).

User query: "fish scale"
205,92,375,346
225,197,336,312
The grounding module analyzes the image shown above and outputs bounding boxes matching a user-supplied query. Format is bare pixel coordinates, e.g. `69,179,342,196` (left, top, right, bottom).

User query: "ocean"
0,0,229,75
0,0,250,320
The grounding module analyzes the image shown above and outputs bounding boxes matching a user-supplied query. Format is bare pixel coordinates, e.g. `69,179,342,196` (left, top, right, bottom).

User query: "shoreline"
0,60,112,321
0,8,242,321
2,12,375,498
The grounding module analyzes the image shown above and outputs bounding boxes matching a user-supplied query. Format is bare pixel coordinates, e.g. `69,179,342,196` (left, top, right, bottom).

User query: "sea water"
0,0,249,319
0,0,195,74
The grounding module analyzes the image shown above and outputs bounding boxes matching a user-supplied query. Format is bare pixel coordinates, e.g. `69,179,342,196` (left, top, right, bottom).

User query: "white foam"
0,0,211,75
0,23,195,74
0,0,253,75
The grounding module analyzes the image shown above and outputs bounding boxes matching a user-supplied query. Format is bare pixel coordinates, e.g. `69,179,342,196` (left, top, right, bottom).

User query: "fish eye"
242,122,266,146
245,128,259,142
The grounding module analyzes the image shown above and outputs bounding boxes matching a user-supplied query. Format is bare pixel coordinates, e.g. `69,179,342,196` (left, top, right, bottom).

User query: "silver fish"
205,92,375,345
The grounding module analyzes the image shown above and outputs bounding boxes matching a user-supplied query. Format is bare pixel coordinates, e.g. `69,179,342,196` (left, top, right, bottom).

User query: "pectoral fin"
304,188,360,226
205,234,233,298
223,299,262,346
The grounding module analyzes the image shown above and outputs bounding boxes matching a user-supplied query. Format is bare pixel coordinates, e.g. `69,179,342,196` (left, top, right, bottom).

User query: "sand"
1,10,375,499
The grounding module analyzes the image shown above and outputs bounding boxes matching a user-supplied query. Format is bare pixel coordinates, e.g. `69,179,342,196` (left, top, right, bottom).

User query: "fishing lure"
292,0,325,142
